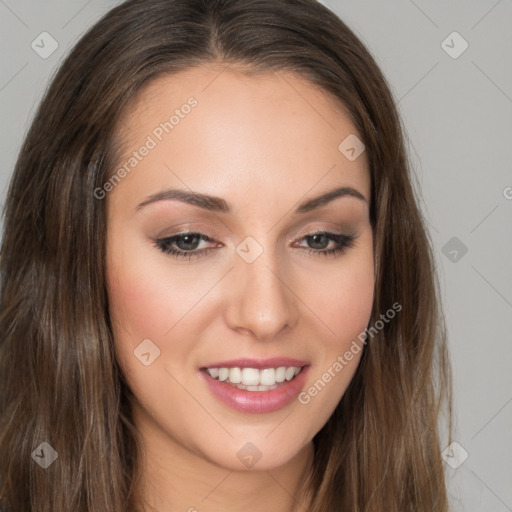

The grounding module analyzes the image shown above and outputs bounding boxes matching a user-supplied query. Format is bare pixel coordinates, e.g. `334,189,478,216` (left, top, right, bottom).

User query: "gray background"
1,0,511,510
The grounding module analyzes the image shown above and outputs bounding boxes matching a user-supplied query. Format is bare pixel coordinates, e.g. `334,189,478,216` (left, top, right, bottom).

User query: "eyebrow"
136,185,367,214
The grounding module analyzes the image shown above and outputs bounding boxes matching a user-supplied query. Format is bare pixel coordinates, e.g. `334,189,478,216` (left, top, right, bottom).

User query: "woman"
0,0,452,510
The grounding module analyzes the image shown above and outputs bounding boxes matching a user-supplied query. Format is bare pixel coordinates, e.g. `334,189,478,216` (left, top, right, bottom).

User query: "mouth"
200,365,307,392
198,362,312,414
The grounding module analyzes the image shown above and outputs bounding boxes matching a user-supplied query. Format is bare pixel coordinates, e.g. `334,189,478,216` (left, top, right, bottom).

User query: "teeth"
260,368,275,386
205,366,303,387
275,367,286,382
208,368,220,379
285,367,296,381
229,367,242,383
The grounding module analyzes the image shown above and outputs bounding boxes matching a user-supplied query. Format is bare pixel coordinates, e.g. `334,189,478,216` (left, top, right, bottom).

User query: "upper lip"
200,357,310,370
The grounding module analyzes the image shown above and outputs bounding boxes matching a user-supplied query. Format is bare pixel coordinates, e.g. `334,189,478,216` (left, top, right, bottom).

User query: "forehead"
118,63,360,147
109,64,370,214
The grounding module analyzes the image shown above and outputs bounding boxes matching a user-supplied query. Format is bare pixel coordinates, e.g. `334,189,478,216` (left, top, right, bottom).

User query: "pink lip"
199,357,310,370
198,364,311,414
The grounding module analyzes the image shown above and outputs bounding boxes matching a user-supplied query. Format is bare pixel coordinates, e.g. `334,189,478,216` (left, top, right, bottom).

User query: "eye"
154,230,358,261
294,231,357,257
154,232,217,261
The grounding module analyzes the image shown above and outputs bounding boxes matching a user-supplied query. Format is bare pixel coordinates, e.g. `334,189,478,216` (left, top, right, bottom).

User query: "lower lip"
199,366,311,414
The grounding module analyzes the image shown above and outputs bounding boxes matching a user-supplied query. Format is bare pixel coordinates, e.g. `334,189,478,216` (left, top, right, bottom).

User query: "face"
105,64,374,472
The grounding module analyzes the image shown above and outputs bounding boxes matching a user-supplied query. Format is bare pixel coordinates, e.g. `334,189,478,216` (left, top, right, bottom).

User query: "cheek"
105,231,177,376
106,233,204,340
108,271,173,337
308,245,374,347
337,269,374,339
297,251,373,431
106,255,189,416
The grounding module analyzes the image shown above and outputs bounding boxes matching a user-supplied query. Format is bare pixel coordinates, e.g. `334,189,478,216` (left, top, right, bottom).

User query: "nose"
224,246,299,340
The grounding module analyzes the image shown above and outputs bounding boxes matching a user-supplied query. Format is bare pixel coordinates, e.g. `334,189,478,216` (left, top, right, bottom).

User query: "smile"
204,366,303,390
199,365,311,413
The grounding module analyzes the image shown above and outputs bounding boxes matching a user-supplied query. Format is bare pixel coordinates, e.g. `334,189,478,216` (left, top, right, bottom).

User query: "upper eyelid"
158,228,354,250
158,222,354,240
158,227,350,241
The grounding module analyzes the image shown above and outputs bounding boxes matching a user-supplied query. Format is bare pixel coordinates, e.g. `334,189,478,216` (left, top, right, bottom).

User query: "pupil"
177,234,199,250
309,234,327,249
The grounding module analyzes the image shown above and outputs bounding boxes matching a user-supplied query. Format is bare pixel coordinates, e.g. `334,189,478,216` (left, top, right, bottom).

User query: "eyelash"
154,230,358,261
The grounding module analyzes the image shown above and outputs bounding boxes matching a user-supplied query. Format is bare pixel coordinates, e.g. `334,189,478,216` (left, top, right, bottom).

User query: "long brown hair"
0,0,452,510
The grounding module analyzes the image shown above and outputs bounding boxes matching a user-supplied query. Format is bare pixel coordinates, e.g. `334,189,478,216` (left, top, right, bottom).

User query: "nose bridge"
226,232,296,338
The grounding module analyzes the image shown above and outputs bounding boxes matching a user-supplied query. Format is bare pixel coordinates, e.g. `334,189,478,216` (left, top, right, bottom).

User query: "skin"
105,63,374,512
